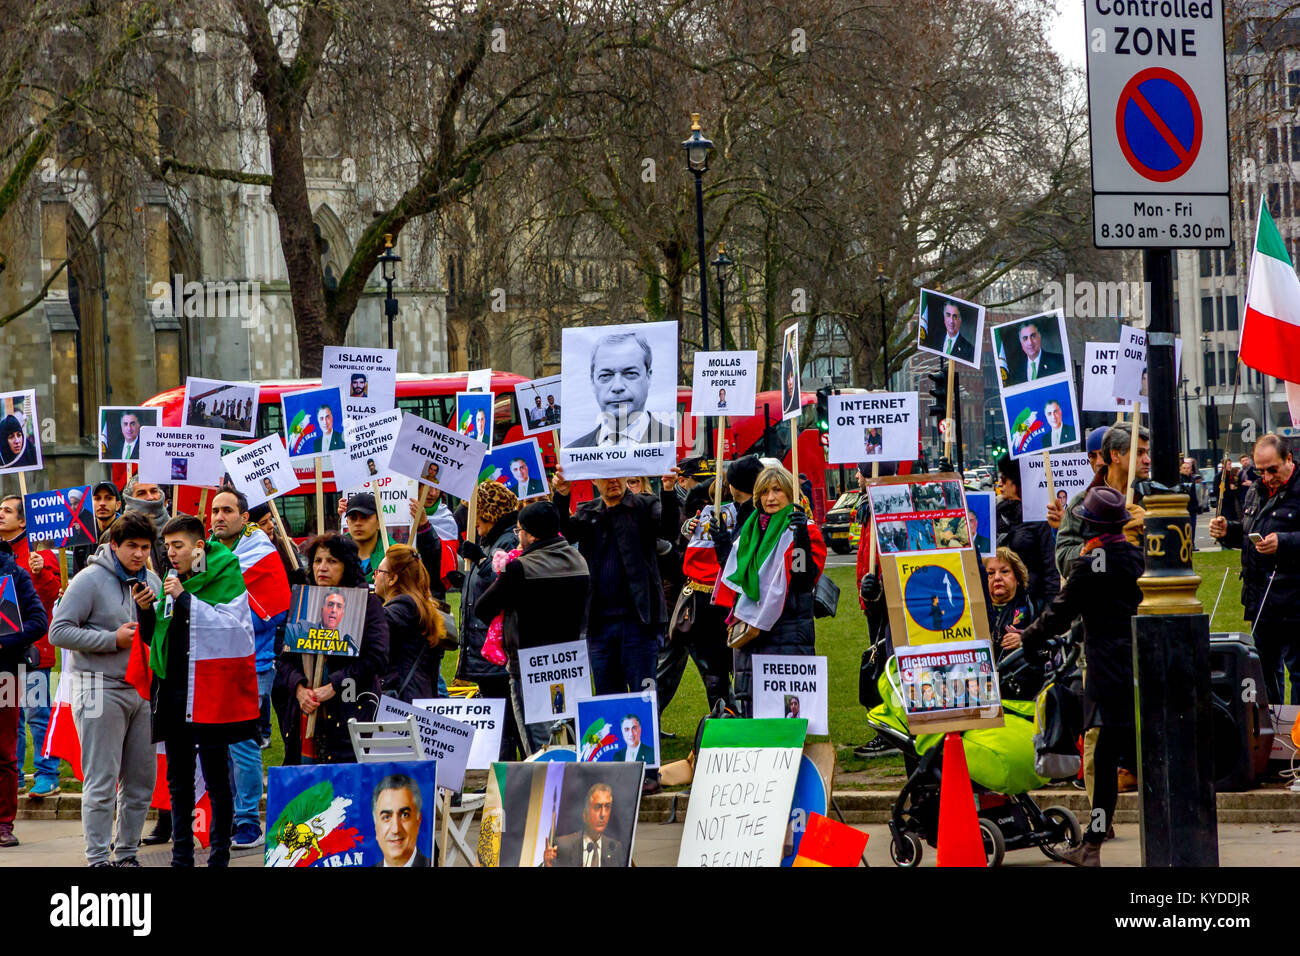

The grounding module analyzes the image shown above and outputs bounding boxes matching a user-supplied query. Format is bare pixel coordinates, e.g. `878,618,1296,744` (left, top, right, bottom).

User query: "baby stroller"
867,641,1083,867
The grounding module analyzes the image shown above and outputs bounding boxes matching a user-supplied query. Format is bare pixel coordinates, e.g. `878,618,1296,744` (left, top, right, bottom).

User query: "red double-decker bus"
131,373,825,536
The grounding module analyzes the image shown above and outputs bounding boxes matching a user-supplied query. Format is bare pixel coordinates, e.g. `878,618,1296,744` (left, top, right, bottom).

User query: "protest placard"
557,320,678,480
285,585,368,656
375,696,475,792
751,655,828,734
222,435,298,507
97,406,159,463
24,486,95,549
343,475,415,539
897,639,1003,731
137,426,224,486
0,390,42,473
181,377,257,436
1112,325,1148,404
1021,451,1091,521
879,549,990,647
964,490,995,558
454,391,494,447
281,385,346,460
868,473,970,554
480,762,642,867
677,719,807,867
577,692,660,768
413,698,506,770
477,438,548,500
0,575,20,637
465,368,493,393
518,639,591,723
331,409,402,494
916,289,986,370
828,391,919,464
1081,343,1132,413
388,412,487,500
515,374,563,436
266,761,437,867
321,346,397,426
990,310,1081,458
779,325,801,421
691,350,757,417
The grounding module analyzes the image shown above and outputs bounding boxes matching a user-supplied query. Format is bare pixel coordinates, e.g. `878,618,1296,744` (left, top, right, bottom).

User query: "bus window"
494,390,520,434
398,394,454,427
278,490,342,540
258,403,281,441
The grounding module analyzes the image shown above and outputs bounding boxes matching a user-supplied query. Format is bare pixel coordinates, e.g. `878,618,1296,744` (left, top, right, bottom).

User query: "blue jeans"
586,617,661,781
230,668,274,832
16,667,58,791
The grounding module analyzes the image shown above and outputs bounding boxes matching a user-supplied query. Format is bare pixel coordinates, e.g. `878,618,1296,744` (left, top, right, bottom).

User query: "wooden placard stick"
713,417,725,513
314,457,325,536
376,489,391,551
1042,449,1055,500
198,487,210,525
790,419,800,504
1126,402,1141,508
867,461,880,576
410,483,428,540
944,359,956,465
438,787,453,868
304,653,325,742
58,547,69,591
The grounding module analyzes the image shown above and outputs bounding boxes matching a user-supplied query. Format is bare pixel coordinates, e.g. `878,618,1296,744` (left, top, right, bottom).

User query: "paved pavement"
5,818,1297,867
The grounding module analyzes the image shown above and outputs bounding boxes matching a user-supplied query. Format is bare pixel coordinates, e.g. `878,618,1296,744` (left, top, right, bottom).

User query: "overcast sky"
1050,1,1086,69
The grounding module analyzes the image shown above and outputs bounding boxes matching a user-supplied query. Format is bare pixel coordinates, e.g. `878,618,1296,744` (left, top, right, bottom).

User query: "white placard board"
750,654,828,735
321,346,397,426
691,350,758,417
332,409,402,494
518,640,591,724
375,695,474,792
137,425,225,486
388,412,487,500
827,392,919,464
413,698,506,770
1021,452,1092,522
221,435,299,507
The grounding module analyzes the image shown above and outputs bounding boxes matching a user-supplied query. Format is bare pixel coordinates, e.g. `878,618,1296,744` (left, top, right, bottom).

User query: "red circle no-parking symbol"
1115,67,1203,183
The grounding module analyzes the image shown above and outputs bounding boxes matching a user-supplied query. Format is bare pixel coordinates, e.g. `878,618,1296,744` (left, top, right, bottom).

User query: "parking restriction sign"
1085,0,1230,248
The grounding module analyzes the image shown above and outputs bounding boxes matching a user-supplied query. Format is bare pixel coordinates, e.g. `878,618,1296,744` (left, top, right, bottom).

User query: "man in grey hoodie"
50,512,161,867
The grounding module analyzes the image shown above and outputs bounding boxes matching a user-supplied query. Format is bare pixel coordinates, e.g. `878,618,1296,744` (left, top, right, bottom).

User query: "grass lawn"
22,548,1249,789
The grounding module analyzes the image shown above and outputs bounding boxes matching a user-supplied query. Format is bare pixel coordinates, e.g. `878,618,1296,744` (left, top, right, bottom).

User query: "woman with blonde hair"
716,466,826,716
377,543,446,702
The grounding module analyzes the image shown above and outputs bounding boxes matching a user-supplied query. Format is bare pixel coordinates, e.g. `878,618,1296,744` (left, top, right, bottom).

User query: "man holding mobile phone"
50,512,162,866
1209,433,1300,706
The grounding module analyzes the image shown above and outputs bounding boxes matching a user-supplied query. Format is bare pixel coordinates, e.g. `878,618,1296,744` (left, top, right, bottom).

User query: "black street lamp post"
875,265,889,388
682,113,714,450
378,233,402,351
712,243,734,349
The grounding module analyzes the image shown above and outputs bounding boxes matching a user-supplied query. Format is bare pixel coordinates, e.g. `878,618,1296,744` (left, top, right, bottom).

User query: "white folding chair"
348,716,422,762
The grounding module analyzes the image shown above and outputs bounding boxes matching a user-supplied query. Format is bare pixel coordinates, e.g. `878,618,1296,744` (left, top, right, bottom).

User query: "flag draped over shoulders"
151,540,260,724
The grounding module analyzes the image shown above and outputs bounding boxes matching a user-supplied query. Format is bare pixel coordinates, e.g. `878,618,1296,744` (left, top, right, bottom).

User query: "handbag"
812,573,840,618
436,602,459,651
726,619,761,648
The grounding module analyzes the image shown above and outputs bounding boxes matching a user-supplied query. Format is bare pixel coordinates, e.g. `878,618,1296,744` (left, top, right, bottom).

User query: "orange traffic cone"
936,732,986,867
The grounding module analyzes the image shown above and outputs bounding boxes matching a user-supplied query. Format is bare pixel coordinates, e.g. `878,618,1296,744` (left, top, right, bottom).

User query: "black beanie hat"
518,500,560,540
727,455,764,495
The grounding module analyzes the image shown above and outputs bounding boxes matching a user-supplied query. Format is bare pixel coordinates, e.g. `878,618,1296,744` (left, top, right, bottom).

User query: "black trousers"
657,589,735,715
164,727,234,867
474,674,525,760
1086,723,1136,846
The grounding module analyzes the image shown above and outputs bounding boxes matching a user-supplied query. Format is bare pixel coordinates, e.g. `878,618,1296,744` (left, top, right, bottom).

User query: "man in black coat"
1211,433,1300,705
552,470,678,792
475,501,590,755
